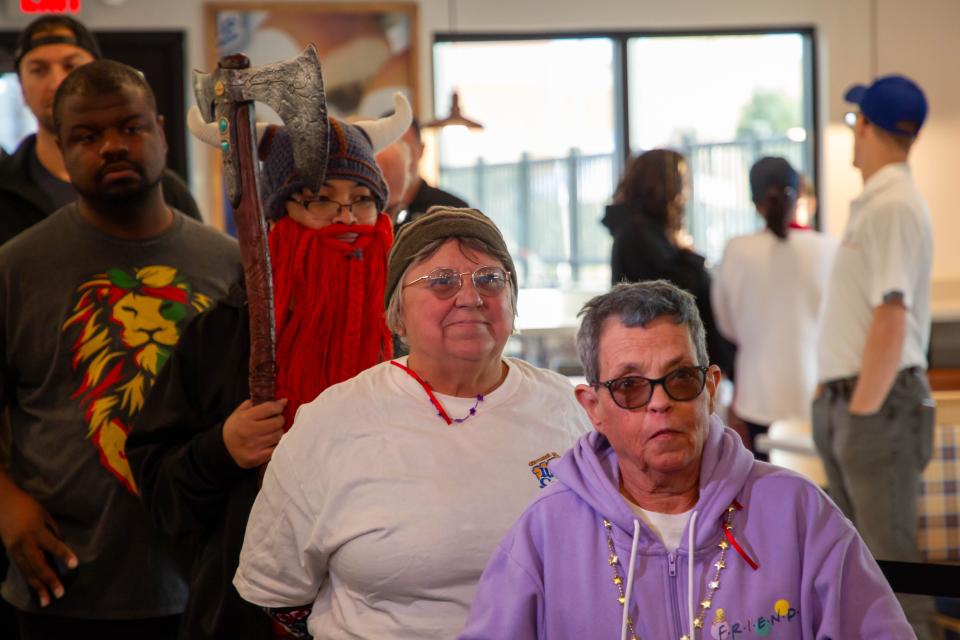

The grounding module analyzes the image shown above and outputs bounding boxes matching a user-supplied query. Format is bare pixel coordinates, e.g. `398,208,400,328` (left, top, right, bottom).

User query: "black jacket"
397,179,469,229
603,203,735,376
127,283,273,640
0,135,203,246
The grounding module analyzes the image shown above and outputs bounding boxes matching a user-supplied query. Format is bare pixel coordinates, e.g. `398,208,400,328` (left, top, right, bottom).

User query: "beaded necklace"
390,360,484,425
602,500,757,640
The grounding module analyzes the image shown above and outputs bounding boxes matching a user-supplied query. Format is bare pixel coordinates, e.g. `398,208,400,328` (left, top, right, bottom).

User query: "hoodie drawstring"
620,519,641,640
687,510,699,639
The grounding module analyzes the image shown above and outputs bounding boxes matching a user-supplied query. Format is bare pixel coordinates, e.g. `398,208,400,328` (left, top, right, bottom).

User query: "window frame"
431,27,820,287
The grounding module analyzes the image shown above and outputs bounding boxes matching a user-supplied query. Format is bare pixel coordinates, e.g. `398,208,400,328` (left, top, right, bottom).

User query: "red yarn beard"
268,213,394,430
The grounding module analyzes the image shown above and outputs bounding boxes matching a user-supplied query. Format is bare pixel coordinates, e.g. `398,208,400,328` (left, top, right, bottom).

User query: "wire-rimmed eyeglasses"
402,266,508,299
594,365,709,410
288,194,378,218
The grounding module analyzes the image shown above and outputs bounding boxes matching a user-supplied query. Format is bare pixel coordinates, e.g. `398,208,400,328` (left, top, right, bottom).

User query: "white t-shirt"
712,228,837,424
818,163,933,381
234,357,590,640
624,498,693,553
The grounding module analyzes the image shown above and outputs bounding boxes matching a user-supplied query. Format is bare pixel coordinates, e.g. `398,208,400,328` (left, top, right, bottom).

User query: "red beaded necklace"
390,360,484,426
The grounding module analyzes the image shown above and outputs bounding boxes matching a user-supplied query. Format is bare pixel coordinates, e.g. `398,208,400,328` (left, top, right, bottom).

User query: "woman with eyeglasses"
234,207,590,639
460,281,910,640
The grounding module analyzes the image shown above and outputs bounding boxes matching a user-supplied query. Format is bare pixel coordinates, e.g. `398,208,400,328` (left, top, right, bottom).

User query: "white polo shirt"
817,163,932,382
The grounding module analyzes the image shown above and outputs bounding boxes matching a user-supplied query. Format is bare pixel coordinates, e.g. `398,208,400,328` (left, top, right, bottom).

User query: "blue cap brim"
844,84,867,105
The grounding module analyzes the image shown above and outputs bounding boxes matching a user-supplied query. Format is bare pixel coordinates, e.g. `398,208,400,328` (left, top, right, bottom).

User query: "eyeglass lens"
608,366,706,409
421,267,507,299
296,197,377,217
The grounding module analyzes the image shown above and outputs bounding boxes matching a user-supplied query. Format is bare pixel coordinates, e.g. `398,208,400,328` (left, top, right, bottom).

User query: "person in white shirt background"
813,74,936,639
711,156,836,460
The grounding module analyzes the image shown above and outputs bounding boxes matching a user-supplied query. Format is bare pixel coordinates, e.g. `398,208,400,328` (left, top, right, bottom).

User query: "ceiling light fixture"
422,0,483,130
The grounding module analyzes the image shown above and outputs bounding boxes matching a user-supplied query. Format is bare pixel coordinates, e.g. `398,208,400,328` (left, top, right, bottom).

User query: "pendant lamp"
422,0,484,130
422,90,483,130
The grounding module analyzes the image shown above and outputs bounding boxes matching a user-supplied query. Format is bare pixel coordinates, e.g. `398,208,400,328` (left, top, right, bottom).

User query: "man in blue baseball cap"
815,74,937,639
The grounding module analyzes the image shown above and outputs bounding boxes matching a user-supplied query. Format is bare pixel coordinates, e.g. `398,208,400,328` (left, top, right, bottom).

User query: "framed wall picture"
204,2,419,231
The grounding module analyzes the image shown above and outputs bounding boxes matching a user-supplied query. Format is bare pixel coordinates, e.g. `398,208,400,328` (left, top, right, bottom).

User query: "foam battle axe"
192,46,327,405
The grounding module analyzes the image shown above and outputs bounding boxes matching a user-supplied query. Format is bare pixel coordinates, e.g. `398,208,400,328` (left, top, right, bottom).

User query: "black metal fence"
439,137,807,288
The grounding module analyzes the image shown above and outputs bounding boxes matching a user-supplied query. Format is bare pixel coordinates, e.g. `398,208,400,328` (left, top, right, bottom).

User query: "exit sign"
20,0,81,13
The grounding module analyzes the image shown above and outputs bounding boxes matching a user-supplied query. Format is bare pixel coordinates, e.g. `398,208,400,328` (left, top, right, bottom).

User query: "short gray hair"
576,280,708,383
386,236,518,342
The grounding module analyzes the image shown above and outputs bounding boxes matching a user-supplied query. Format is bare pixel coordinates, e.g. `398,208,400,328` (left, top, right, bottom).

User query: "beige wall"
5,0,958,289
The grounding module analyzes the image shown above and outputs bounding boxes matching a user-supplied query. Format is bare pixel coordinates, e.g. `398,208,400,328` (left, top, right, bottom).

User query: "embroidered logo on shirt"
62,266,211,494
709,599,801,638
528,452,560,489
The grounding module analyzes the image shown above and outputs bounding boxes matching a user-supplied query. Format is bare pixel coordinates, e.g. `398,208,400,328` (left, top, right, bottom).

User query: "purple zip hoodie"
460,416,912,640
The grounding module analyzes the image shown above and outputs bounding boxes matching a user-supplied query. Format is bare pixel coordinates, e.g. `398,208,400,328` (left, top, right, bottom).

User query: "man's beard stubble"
73,164,163,223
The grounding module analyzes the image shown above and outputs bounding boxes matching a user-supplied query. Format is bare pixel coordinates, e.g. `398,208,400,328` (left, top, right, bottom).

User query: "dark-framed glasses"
288,194,378,218
595,365,709,410
403,266,508,299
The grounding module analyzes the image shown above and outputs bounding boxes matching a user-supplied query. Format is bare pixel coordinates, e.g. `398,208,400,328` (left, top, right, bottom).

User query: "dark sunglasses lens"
426,269,461,298
664,367,706,400
611,377,652,409
474,268,507,295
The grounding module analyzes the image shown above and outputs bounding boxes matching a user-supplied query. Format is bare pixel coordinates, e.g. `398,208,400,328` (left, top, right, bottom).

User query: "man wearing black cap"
0,15,202,247
814,74,936,639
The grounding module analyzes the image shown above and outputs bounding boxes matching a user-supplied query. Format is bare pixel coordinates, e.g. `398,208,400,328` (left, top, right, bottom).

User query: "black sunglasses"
594,365,709,410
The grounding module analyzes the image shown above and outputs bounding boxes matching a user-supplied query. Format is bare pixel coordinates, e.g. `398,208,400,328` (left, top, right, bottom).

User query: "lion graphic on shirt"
63,266,211,494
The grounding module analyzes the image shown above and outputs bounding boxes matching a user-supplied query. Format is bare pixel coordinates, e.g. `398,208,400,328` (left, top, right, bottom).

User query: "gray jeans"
813,367,937,639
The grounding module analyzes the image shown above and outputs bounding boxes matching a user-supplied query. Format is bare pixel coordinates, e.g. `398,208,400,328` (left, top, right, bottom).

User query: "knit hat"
188,92,412,219
385,206,518,306
749,156,799,202
15,16,102,71
259,117,387,219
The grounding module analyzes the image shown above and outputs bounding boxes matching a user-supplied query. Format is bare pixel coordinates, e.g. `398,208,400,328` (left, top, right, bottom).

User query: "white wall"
4,0,958,289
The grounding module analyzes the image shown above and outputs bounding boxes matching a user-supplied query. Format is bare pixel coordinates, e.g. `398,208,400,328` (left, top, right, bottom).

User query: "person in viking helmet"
126,94,412,640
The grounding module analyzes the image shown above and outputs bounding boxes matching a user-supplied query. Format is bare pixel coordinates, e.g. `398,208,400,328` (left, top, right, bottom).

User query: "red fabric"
726,500,760,570
268,214,394,430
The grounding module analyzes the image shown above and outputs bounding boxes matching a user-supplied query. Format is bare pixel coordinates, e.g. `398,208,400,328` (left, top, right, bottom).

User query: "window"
433,30,816,287
628,33,814,264
0,72,36,154
433,38,618,290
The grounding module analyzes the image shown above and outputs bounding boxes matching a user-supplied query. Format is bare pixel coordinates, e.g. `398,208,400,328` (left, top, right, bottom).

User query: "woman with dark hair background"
602,148,735,376
711,156,837,458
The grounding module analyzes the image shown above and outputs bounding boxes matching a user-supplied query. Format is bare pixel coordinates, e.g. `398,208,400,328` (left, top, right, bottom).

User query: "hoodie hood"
554,414,754,552
601,202,635,235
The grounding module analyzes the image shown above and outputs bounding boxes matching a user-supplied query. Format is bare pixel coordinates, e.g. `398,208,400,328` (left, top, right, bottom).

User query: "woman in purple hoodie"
461,281,911,640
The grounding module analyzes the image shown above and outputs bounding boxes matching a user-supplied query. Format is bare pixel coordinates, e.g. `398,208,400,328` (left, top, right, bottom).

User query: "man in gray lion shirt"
0,60,239,639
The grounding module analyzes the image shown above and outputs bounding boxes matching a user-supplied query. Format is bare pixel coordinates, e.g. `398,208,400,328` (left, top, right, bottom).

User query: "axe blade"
191,69,216,123
234,44,328,194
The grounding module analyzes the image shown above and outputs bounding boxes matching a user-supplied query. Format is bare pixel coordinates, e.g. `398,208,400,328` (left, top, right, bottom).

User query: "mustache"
95,160,145,182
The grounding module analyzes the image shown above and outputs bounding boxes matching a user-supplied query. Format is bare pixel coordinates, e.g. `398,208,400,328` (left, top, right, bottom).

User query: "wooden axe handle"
230,101,277,407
